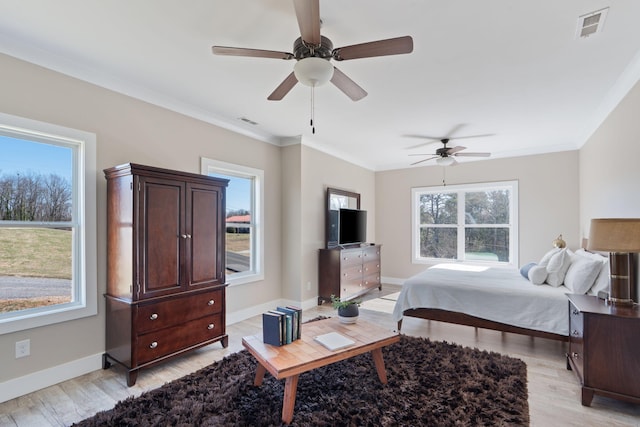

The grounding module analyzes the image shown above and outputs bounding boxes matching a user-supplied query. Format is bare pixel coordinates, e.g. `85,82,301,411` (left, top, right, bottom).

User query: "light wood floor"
1,284,639,426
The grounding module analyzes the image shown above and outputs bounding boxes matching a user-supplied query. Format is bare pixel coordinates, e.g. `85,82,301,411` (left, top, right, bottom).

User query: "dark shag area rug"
74,335,528,427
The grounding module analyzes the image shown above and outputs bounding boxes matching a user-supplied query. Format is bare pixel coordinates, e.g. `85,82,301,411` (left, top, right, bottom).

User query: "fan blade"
454,152,491,157
293,0,321,45
404,132,494,150
333,36,413,61
267,72,298,101
331,67,368,101
212,46,294,60
411,156,438,166
446,146,466,155
408,153,438,156
447,133,494,141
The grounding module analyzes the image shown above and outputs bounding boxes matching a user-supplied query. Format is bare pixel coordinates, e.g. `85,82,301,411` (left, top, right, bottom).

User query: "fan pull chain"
310,86,316,134
442,166,447,186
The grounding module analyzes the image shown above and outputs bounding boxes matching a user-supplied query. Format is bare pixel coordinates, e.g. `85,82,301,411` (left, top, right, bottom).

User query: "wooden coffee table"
242,317,400,424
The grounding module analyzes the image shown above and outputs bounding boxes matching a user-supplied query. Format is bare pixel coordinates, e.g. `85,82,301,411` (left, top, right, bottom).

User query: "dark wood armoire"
103,163,228,386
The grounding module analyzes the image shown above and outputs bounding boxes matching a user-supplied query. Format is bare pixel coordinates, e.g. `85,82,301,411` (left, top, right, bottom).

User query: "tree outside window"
412,181,518,265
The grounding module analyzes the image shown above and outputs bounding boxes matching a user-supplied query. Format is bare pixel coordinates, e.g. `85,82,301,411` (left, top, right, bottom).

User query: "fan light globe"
294,57,334,87
436,156,455,166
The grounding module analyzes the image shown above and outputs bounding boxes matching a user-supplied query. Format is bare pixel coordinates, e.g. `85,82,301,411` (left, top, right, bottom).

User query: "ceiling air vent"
238,117,258,126
576,7,609,39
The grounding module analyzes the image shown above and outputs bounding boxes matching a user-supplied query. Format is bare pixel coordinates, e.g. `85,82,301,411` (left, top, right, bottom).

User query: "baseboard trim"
0,353,103,403
381,276,405,286
2,296,337,402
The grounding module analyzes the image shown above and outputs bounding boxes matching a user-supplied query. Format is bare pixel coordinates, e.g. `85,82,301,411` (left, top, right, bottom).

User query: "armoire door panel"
188,185,222,287
140,179,183,297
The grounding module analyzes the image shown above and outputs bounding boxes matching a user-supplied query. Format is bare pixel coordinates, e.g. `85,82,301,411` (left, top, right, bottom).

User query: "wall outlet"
15,339,30,358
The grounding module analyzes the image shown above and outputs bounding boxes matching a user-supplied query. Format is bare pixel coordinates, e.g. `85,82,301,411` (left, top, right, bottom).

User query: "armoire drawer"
136,290,222,333
135,314,224,364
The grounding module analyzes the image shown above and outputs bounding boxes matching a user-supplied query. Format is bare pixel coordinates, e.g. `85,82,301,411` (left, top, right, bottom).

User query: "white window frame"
411,180,518,267
201,157,264,285
0,112,97,334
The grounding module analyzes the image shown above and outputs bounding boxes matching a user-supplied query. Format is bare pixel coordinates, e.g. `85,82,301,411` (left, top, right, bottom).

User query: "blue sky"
1,134,250,213
211,174,251,213
0,135,72,181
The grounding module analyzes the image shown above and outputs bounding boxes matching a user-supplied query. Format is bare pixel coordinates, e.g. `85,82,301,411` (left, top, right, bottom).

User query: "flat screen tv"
339,208,367,245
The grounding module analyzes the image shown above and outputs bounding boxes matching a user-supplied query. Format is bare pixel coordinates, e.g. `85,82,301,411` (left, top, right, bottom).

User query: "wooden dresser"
566,294,640,406
318,244,381,304
103,163,228,386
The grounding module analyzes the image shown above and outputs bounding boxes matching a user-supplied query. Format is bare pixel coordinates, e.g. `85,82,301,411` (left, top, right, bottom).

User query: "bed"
392,263,572,341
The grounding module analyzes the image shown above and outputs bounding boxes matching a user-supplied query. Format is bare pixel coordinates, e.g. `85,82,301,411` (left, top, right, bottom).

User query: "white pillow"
546,248,572,287
564,251,603,294
528,265,548,285
574,249,610,295
539,248,561,267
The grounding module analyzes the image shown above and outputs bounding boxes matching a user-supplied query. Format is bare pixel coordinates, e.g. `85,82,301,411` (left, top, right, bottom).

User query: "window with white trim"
412,181,518,265
0,113,97,334
201,157,264,285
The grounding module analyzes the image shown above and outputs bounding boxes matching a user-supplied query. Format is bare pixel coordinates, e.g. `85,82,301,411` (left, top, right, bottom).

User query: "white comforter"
392,263,570,336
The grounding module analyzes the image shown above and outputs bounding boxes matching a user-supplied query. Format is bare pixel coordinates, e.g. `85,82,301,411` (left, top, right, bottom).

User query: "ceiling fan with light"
409,138,491,166
211,0,413,102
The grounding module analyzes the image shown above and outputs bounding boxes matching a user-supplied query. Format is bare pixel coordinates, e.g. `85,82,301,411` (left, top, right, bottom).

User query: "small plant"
330,294,361,309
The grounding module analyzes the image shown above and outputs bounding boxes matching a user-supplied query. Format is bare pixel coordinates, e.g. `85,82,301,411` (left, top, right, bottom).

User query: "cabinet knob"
149,341,158,349
208,323,215,330
150,313,158,320
208,299,215,306
186,234,192,239
572,330,580,336
572,352,579,359
180,234,188,239
572,309,580,315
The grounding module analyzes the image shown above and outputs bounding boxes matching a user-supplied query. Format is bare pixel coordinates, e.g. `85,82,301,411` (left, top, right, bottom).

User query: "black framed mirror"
326,187,360,248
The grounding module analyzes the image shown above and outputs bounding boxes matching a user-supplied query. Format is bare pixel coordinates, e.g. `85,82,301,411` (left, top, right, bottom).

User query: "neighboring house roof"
226,215,250,223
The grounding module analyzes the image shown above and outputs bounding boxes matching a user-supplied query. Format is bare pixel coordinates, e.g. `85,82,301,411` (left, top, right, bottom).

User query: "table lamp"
588,218,640,305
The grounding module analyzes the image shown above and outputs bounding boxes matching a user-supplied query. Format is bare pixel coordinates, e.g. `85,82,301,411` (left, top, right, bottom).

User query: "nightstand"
566,294,640,406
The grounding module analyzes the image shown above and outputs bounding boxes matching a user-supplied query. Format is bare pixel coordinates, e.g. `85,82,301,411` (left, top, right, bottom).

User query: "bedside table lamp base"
608,253,634,306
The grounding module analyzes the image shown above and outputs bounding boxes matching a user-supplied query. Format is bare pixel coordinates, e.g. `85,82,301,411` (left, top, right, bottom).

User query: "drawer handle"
208,299,215,306
208,323,215,330
150,313,158,320
149,341,158,349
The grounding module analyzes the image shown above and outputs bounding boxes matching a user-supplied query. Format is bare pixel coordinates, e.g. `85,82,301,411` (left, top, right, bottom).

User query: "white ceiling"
1,1,640,171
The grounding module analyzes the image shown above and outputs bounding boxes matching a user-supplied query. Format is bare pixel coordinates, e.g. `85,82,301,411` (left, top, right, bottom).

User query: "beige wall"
579,80,640,229
376,151,580,281
301,145,376,303
281,143,302,302
0,53,283,385
579,79,640,297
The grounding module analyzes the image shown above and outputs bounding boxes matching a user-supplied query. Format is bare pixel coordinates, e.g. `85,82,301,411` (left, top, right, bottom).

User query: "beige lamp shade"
588,218,640,252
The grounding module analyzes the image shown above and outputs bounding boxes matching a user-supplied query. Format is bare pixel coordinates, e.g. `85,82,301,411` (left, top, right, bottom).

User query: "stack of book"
262,306,302,346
